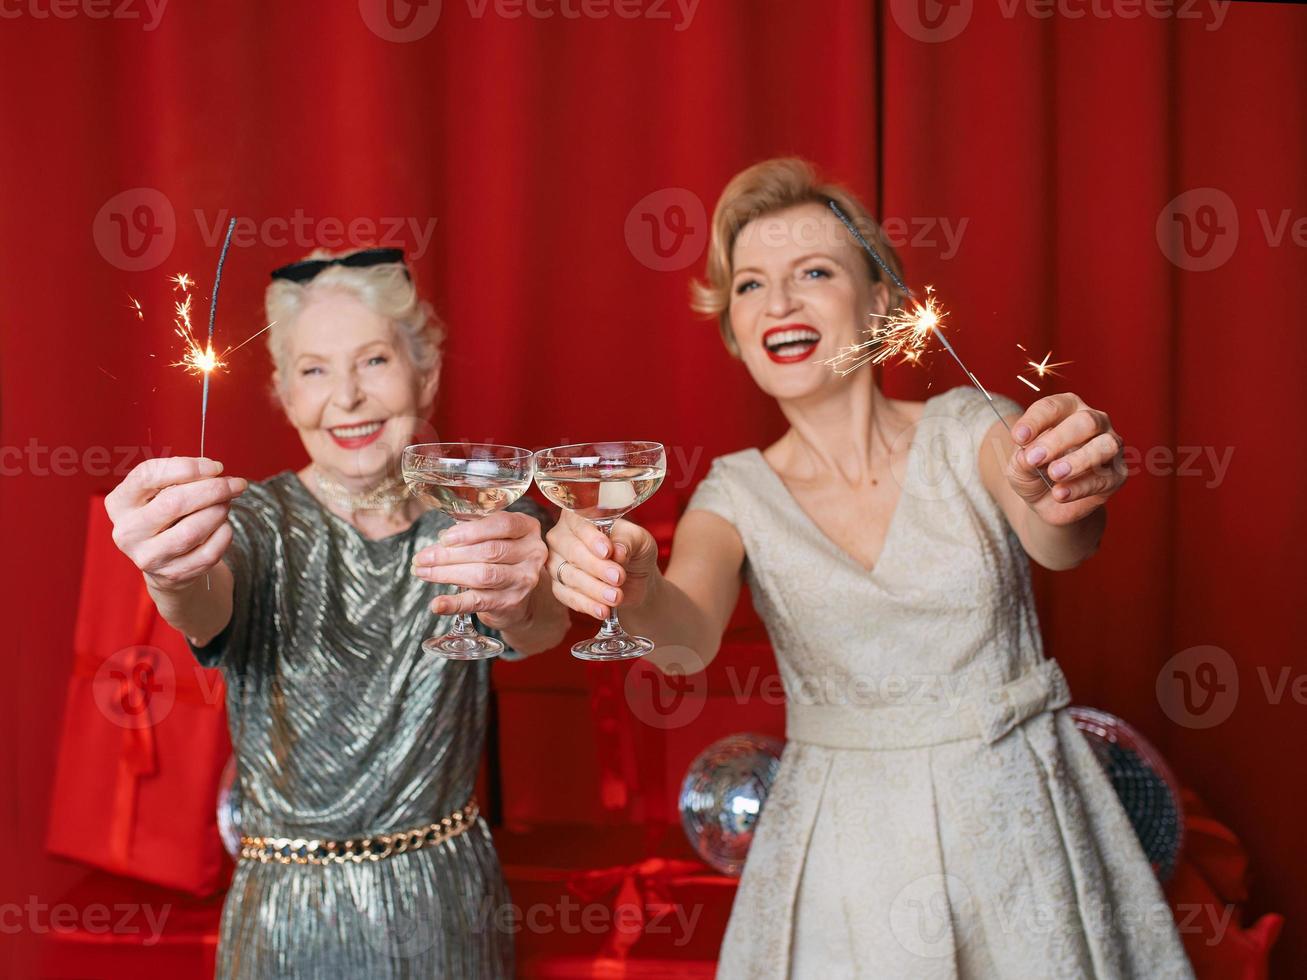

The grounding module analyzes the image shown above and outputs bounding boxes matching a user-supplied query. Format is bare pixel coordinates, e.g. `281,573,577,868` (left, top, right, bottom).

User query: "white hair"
263,250,443,393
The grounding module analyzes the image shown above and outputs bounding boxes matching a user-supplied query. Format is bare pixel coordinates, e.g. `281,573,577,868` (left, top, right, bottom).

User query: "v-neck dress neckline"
745,392,941,576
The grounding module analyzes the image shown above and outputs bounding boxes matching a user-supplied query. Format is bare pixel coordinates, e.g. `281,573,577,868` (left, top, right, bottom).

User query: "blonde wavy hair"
264,250,444,395
690,158,905,356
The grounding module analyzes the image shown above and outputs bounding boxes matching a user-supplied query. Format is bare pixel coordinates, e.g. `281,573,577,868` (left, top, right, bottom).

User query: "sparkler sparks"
171,291,224,376
1016,348,1072,392
127,296,144,320
825,200,1055,491
824,286,947,376
161,220,238,459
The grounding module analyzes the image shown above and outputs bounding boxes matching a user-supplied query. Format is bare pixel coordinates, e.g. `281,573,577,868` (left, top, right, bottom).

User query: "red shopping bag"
45,497,233,896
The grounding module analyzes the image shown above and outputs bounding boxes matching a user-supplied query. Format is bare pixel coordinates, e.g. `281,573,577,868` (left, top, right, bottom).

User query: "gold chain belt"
239,797,479,866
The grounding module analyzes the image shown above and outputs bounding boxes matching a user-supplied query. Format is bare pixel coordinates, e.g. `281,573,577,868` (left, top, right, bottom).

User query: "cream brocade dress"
686,387,1193,980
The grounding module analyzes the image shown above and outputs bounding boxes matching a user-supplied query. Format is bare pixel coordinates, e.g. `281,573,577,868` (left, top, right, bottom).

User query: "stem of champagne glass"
447,587,477,638
593,520,625,638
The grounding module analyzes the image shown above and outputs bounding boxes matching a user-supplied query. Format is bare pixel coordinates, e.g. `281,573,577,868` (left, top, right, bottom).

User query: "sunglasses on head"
269,247,410,283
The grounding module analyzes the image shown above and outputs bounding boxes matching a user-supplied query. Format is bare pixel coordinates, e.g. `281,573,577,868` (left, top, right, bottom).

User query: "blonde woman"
105,248,568,978
544,162,1193,978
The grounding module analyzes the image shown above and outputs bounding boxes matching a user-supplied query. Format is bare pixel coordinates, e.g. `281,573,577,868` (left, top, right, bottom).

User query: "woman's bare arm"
544,508,745,672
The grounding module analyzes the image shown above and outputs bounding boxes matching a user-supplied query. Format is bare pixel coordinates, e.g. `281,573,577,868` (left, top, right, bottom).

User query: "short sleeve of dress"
949,387,1023,456
941,387,1025,496
186,484,279,672
684,456,737,528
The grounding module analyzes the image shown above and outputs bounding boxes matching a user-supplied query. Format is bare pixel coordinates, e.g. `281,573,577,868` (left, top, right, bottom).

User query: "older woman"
105,247,568,978
544,161,1193,979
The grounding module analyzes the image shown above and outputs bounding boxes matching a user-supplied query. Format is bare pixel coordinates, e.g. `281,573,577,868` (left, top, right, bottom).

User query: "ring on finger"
555,559,573,587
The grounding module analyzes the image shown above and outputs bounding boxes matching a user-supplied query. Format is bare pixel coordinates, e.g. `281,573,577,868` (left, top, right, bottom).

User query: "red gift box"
45,497,233,896
496,581,784,828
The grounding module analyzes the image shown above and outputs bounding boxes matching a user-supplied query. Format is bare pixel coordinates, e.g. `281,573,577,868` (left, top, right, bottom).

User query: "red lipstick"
762,324,822,364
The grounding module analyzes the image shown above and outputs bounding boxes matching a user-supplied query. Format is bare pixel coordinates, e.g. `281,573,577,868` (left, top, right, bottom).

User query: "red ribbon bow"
567,857,707,959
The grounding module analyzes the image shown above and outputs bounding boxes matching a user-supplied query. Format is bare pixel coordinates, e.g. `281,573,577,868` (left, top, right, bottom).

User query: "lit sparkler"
171,292,224,378
826,200,1054,491
826,285,947,375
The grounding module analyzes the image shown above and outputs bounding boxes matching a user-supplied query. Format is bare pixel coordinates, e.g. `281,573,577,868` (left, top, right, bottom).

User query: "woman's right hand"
104,457,248,593
544,510,660,621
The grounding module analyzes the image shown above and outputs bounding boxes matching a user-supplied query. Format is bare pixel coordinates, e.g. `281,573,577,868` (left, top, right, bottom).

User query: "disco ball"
216,755,241,860
679,733,784,876
1069,706,1184,881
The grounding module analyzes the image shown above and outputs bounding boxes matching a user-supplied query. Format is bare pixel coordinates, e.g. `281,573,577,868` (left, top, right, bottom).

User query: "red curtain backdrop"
1,0,1303,975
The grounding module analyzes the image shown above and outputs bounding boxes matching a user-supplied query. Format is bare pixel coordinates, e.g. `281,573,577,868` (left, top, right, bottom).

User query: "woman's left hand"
410,511,548,629
1006,392,1127,526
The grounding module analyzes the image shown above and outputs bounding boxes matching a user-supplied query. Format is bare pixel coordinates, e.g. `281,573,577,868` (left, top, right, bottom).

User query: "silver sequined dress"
189,472,526,979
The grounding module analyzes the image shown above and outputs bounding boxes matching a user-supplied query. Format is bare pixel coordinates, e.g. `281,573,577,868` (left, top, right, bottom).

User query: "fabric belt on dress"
239,797,478,866
786,659,1071,751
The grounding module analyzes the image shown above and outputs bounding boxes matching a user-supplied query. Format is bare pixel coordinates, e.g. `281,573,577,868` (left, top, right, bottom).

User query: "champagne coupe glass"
534,441,666,661
401,443,534,660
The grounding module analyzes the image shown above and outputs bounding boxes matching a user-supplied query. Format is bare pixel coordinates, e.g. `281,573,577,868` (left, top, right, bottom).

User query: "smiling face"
728,203,888,402
275,289,437,486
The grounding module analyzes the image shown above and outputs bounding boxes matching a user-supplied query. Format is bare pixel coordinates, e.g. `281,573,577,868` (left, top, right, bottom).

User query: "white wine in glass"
402,443,534,660
534,441,666,661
